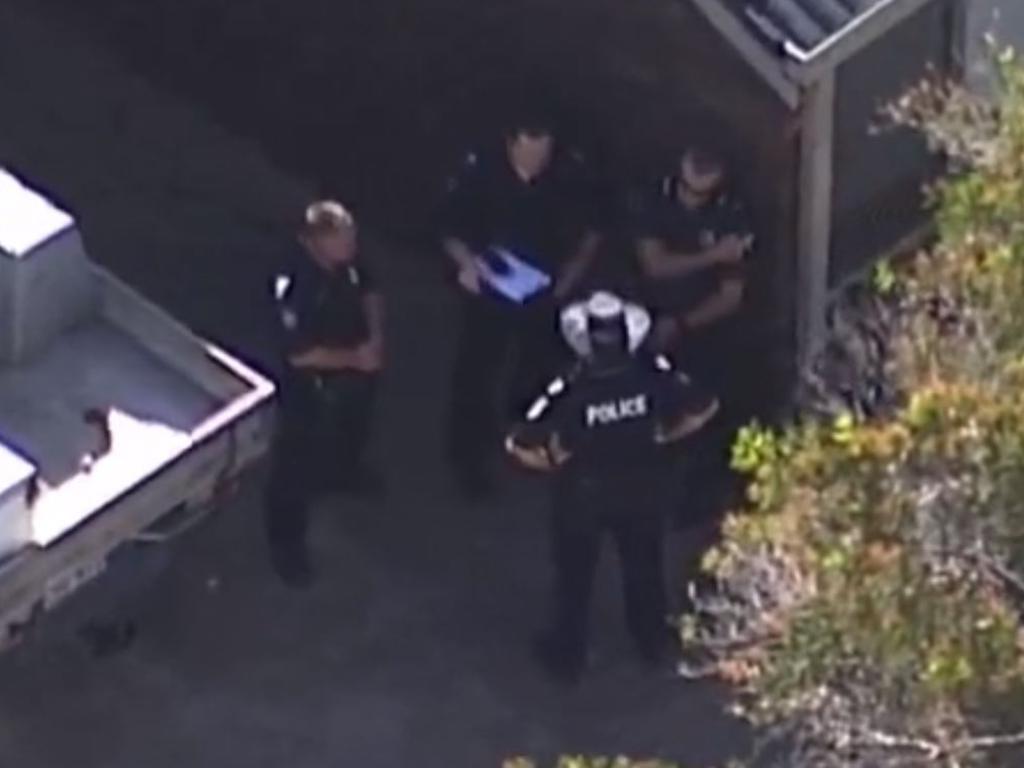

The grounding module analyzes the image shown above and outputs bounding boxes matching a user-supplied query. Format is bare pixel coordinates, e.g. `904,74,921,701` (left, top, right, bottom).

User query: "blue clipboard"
476,247,552,304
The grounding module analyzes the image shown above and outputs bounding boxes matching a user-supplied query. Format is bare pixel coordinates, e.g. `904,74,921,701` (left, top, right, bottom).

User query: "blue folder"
476,247,552,304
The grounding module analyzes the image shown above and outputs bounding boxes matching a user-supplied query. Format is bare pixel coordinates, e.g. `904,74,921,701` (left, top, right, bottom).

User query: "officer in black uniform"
632,143,755,530
265,200,385,588
506,291,719,684
440,108,602,500
633,143,754,376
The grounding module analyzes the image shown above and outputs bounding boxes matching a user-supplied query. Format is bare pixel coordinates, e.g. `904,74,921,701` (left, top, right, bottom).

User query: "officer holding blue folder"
440,105,602,500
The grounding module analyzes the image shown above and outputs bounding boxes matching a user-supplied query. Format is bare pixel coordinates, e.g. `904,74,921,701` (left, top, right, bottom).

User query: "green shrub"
681,51,1024,768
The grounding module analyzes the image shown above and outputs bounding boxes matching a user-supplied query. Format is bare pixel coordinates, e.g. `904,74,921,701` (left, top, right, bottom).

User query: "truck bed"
0,169,275,650
0,319,217,488
0,317,222,547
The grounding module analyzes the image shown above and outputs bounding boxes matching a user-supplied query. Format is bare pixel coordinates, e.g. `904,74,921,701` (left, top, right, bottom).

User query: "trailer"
0,167,276,651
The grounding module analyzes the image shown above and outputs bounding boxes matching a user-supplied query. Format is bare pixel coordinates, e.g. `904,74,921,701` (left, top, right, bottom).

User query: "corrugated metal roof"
728,0,886,53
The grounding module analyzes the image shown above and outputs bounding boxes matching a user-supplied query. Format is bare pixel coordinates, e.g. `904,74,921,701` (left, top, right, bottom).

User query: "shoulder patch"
546,376,567,397
526,395,550,422
659,176,675,199
272,274,293,301
527,374,572,421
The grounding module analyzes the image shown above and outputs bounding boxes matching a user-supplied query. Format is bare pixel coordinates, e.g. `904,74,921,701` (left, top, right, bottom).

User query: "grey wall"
828,0,954,286
965,0,1024,96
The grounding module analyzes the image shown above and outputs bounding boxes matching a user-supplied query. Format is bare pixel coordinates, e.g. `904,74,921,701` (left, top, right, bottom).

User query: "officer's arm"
554,158,605,298
655,393,720,445
637,237,726,280
505,375,575,472
289,346,358,370
363,291,385,351
505,430,571,472
555,229,601,299
440,155,485,274
683,197,754,327
292,293,385,372
443,237,482,275
682,275,744,331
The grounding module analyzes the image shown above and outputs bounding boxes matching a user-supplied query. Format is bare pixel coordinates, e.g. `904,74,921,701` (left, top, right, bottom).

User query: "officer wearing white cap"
506,291,719,684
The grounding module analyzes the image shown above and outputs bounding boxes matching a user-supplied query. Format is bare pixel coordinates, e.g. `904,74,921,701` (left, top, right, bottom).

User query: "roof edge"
690,0,802,109
781,0,939,84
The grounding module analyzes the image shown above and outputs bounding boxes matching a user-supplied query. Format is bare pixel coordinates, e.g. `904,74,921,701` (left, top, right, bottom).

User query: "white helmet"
559,291,651,359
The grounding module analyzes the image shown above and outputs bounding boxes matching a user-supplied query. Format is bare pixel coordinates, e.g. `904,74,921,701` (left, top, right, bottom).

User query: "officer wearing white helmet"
506,290,719,684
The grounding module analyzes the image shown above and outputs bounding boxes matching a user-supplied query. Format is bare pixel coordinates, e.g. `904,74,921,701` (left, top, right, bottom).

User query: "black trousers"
447,291,564,479
546,471,670,664
670,322,749,531
265,371,377,558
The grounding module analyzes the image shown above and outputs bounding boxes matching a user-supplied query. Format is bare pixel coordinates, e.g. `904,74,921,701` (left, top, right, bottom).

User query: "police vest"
584,394,649,427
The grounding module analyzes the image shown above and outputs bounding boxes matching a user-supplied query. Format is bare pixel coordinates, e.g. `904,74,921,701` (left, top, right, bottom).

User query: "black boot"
270,544,315,589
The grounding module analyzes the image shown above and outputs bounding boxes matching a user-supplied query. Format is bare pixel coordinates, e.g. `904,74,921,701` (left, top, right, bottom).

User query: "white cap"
560,291,651,358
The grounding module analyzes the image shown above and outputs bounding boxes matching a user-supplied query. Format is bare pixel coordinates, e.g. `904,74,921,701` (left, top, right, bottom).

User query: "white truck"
0,167,276,651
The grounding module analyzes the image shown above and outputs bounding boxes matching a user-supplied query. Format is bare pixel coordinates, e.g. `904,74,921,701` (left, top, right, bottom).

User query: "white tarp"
0,168,73,259
31,408,191,547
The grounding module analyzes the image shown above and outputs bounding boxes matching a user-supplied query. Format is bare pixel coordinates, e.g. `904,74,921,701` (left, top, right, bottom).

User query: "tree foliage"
504,759,679,768
681,49,1024,768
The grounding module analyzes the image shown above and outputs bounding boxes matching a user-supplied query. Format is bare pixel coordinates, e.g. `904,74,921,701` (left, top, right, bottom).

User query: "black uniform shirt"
272,253,377,358
632,176,752,316
518,353,711,475
441,145,599,277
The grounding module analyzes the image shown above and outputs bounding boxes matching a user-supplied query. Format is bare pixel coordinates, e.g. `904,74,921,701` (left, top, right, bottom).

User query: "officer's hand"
288,347,326,369
714,235,747,265
457,261,483,295
352,342,383,373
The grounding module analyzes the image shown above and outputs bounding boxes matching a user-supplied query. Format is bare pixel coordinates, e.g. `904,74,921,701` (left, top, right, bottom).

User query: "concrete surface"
0,1,742,766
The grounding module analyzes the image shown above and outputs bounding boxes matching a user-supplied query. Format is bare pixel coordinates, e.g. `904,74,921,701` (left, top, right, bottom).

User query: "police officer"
506,291,719,684
632,143,755,529
440,107,602,500
265,200,385,588
633,143,754,375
